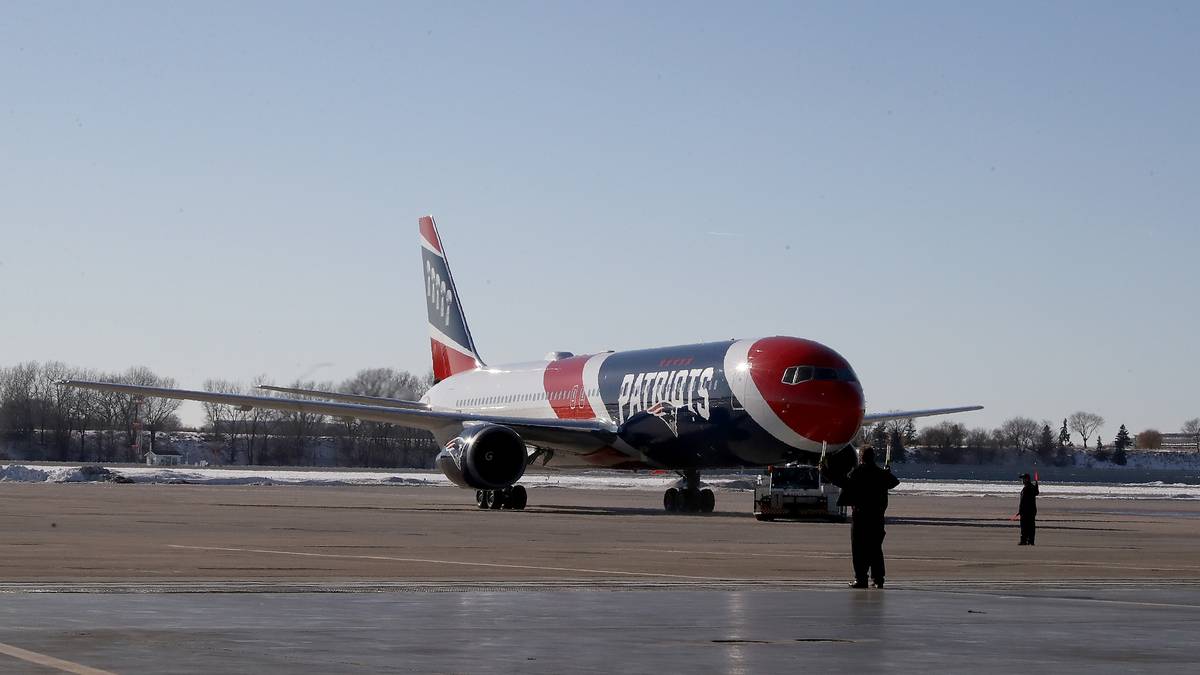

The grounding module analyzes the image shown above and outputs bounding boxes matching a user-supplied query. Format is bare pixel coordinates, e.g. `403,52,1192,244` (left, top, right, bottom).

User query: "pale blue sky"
2,1,1197,434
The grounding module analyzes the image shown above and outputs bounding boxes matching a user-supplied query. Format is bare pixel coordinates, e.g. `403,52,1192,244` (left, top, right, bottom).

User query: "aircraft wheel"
488,490,505,510
509,485,528,510
682,489,699,513
476,490,488,509
700,488,715,513
663,488,679,512
755,513,774,522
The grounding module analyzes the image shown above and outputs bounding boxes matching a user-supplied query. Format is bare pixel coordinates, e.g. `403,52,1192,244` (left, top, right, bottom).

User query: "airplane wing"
60,380,618,454
256,385,428,410
861,405,983,424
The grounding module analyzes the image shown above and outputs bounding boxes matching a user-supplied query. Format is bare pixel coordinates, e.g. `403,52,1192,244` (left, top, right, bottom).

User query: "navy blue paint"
593,341,817,469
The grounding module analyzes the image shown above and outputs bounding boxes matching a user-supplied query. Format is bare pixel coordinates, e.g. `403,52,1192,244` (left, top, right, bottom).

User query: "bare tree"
1,362,39,440
1000,416,1040,453
279,380,330,465
245,375,279,465
1183,418,1200,452
121,367,183,455
918,421,966,449
1135,429,1163,450
203,379,246,463
38,362,77,459
71,369,102,462
1068,411,1105,448
337,368,430,467
340,368,425,400
964,428,991,449
883,417,911,443
87,374,124,461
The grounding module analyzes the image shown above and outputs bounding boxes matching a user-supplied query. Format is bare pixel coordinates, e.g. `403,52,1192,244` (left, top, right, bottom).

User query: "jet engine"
435,424,529,490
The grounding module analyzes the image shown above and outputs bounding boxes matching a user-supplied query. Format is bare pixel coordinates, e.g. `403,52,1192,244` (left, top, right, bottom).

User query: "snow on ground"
0,465,107,483
3,464,1200,499
893,480,1200,500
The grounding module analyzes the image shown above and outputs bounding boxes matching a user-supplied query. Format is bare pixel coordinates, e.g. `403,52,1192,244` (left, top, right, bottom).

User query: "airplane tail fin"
420,215,484,382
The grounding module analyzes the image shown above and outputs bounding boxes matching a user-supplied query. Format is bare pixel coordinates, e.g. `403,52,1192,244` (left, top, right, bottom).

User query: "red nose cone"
747,336,865,445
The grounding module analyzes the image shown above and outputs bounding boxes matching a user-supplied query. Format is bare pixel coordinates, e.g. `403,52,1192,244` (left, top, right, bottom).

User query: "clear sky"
2,1,1197,435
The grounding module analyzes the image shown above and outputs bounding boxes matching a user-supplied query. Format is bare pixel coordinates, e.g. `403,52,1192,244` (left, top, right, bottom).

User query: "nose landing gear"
475,484,528,510
663,470,715,514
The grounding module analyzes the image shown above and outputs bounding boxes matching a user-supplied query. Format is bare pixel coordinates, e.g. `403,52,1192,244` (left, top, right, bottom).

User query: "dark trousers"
1020,515,1036,545
851,514,886,583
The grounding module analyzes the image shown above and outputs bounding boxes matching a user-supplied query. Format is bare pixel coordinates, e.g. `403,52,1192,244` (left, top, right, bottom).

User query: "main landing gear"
663,470,715,514
476,485,528,510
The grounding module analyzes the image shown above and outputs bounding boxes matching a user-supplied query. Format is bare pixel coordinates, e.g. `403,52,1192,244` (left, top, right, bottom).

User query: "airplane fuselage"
425,336,866,470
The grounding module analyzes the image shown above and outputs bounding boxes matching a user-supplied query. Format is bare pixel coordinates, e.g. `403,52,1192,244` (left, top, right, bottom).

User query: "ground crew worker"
1019,473,1039,545
822,445,900,588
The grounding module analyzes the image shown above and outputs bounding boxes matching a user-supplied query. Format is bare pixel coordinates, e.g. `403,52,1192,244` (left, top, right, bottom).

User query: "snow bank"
3,464,1199,499
896,479,1200,500
0,465,105,483
0,465,50,482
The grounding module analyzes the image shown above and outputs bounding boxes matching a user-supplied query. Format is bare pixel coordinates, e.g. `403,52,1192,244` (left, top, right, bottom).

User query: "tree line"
4,360,1197,468
198,368,436,467
871,410,1200,466
0,362,183,462
0,361,437,467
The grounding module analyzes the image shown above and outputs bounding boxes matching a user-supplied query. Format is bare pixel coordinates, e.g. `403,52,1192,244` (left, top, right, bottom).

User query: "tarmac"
1,483,1198,672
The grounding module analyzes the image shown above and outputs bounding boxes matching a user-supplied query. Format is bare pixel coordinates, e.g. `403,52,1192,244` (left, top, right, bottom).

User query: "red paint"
419,215,443,254
747,336,865,445
431,338,477,382
543,355,595,420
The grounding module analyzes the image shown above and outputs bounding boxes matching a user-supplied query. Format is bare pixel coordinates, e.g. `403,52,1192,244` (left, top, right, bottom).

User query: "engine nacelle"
435,424,528,490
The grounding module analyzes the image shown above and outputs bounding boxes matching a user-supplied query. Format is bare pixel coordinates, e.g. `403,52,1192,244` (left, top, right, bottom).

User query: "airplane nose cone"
795,380,865,444
746,336,865,446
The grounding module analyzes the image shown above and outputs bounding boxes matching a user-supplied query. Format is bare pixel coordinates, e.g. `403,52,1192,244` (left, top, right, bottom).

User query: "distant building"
145,448,183,466
1160,433,1199,451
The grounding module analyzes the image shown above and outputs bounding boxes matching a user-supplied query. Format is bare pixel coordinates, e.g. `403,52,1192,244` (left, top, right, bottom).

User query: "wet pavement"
1,582,1197,673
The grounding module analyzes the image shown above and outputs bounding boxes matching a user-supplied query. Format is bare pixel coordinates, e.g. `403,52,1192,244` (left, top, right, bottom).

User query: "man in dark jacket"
823,445,900,588
1018,473,1039,545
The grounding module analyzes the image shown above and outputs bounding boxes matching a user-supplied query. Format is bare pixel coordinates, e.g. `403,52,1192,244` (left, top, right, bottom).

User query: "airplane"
64,216,981,513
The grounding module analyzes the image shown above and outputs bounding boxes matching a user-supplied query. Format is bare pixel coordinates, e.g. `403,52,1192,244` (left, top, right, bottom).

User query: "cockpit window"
781,366,813,384
781,364,856,384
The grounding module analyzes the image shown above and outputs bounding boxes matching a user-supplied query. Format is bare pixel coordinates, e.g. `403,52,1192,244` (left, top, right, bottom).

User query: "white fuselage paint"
426,360,562,420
